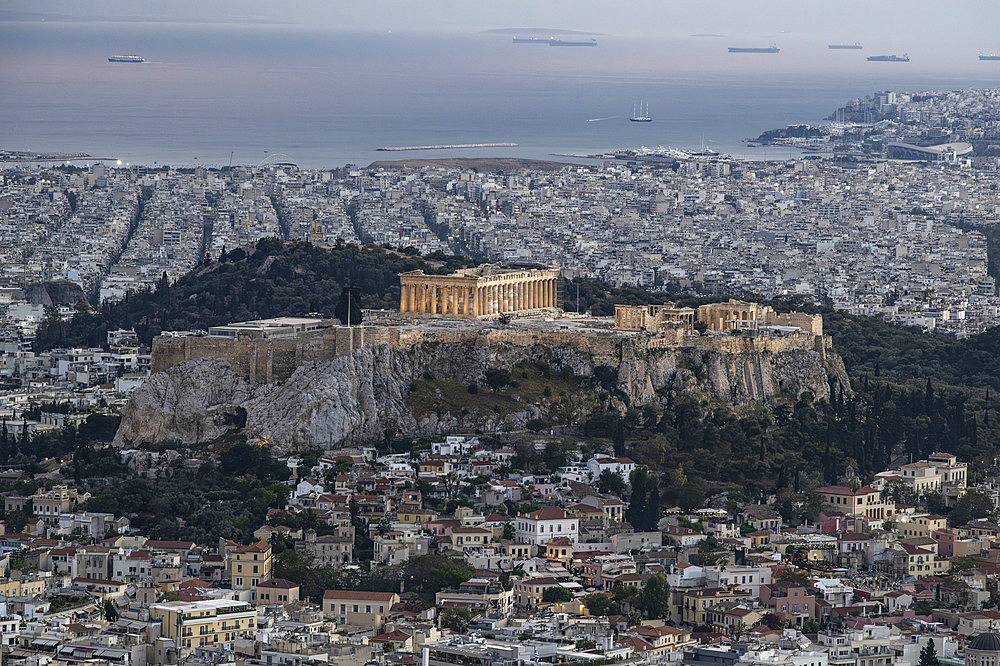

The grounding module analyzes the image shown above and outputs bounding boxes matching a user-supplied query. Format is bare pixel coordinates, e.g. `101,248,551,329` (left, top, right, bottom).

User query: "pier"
376,143,518,151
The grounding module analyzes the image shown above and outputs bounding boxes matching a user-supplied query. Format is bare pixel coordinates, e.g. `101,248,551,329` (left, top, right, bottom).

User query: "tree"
924,492,948,516
626,468,650,529
103,599,118,622
636,574,671,619
543,586,573,603
801,617,820,634
439,607,472,633
761,612,785,630
697,537,730,567
484,368,511,392
918,639,938,666
583,592,619,616
950,489,993,527
598,469,625,496
334,286,363,326
502,522,515,540
424,557,475,594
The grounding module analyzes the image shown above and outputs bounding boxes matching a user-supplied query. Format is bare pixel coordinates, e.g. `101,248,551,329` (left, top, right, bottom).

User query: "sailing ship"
630,102,652,122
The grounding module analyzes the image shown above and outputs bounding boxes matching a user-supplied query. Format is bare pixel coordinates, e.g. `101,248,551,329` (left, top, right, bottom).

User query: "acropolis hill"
121,267,844,451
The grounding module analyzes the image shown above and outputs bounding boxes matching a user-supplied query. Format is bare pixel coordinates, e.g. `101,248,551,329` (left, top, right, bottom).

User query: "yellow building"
504,543,531,559
323,590,400,632
0,578,46,598
449,528,491,553
815,486,893,523
149,599,257,650
397,508,438,525
31,485,85,526
232,541,272,591
899,514,947,539
681,588,753,626
899,543,951,579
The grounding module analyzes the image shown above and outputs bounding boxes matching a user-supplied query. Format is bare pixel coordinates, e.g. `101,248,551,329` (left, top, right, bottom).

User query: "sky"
5,0,1000,45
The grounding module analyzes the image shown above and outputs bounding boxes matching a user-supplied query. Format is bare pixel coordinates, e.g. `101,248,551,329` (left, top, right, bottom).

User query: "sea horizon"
5,21,1000,169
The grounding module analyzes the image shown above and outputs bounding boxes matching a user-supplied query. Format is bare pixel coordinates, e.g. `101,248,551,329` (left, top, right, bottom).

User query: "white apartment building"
515,507,579,546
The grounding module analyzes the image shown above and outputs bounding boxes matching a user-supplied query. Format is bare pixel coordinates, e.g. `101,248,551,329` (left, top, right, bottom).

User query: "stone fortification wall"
125,321,843,451
152,320,827,385
685,330,828,356
768,312,824,336
151,327,363,384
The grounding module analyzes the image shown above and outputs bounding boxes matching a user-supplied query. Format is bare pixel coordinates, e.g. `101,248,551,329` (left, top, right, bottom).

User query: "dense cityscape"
9,25,1000,663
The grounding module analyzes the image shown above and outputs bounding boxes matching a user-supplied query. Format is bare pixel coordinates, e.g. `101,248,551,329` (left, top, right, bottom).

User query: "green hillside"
34,239,474,351
34,241,1000,514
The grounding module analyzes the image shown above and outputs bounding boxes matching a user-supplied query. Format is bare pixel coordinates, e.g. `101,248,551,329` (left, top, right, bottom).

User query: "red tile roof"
521,507,569,521
323,590,397,601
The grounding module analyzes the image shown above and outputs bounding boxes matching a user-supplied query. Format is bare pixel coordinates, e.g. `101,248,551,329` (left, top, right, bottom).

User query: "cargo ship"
980,54,1000,60
829,42,863,49
549,38,597,47
108,54,144,63
512,37,550,44
867,54,909,62
728,45,779,53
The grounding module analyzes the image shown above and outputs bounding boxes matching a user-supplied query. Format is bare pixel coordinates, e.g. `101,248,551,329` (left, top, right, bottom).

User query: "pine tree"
626,469,649,529
643,478,662,532
918,639,937,666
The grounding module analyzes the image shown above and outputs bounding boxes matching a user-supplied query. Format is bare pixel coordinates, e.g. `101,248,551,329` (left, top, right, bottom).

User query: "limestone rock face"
114,358,252,446
115,338,848,453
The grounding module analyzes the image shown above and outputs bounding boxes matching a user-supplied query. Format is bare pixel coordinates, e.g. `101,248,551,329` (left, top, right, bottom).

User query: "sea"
4,20,1000,168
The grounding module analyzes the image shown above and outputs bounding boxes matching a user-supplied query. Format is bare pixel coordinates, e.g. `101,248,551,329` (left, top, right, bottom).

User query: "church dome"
969,633,1000,652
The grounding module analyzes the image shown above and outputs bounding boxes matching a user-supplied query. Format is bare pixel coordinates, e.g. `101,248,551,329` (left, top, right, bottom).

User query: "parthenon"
399,266,559,317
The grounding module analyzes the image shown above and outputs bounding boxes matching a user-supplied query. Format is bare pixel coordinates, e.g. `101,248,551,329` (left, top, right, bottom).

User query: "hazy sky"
8,0,1000,42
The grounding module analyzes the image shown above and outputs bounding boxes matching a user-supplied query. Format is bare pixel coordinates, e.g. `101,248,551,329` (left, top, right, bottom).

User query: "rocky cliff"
115,334,849,453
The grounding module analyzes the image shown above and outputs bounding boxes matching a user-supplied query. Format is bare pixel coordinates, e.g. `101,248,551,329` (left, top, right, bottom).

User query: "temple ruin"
399,265,559,317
